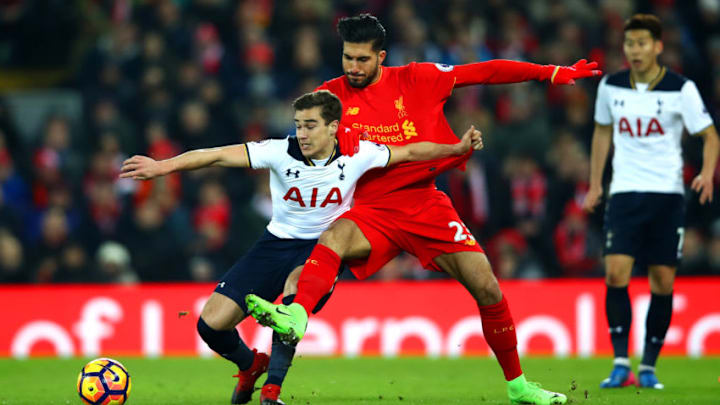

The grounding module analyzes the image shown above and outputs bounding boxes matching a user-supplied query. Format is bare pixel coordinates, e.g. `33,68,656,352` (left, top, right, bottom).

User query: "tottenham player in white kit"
120,90,482,404
583,14,719,390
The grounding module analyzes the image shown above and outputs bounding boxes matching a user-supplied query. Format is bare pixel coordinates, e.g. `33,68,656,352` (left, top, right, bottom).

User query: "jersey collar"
287,136,342,166
630,66,666,91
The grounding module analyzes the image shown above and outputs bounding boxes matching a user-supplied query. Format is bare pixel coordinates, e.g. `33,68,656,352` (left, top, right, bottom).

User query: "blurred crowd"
1,0,720,284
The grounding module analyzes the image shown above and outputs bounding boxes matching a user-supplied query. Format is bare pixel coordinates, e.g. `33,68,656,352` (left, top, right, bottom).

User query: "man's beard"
345,64,379,88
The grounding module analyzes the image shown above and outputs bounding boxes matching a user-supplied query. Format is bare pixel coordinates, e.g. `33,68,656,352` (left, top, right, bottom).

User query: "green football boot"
245,294,308,345
508,375,567,405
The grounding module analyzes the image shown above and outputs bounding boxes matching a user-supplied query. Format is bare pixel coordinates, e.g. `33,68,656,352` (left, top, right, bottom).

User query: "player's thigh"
215,231,316,315
200,292,245,330
604,254,635,287
434,250,501,305
648,265,676,295
645,193,685,267
603,192,647,261
319,218,372,260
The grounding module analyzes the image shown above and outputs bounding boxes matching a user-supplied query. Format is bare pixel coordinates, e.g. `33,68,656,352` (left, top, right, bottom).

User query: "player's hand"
582,185,603,213
337,123,362,157
456,125,483,154
549,59,602,85
691,173,714,204
120,155,167,180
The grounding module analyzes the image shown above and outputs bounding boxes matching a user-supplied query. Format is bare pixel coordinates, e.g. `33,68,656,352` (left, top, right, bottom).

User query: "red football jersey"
317,62,470,204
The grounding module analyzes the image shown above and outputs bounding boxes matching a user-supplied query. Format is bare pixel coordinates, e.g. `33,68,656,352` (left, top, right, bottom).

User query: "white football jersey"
594,67,714,195
246,137,390,239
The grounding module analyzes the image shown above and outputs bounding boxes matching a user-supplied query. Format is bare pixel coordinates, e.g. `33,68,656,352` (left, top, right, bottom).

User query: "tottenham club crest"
337,162,346,180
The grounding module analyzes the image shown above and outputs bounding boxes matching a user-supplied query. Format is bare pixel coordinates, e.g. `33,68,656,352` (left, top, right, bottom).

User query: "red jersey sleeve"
407,62,458,104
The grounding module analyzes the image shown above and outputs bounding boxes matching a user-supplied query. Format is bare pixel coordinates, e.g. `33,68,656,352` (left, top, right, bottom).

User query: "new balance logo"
285,169,300,178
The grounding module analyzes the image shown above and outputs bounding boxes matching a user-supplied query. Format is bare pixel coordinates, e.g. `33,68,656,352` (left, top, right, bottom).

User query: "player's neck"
369,66,383,86
307,139,337,161
631,62,661,83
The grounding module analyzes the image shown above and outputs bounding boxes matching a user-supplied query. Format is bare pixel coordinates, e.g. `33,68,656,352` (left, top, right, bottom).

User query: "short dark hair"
337,13,386,51
624,14,662,40
293,90,342,125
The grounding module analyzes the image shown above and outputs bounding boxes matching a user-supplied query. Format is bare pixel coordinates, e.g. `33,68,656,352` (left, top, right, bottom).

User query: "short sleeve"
409,62,457,103
680,80,714,135
594,75,612,125
355,141,391,171
245,139,287,169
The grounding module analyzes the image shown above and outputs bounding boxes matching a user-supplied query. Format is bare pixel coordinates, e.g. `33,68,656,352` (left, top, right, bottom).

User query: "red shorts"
340,188,485,280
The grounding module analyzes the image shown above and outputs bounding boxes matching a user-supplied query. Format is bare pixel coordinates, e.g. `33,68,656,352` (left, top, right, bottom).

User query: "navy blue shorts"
214,230,340,314
603,192,685,266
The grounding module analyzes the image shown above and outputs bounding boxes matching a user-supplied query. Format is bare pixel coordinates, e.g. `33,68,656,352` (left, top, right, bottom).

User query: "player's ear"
329,120,339,136
377,50,386,65
654,39,663,56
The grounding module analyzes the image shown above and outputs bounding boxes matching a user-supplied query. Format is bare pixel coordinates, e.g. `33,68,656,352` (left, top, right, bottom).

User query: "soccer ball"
77,358,132,405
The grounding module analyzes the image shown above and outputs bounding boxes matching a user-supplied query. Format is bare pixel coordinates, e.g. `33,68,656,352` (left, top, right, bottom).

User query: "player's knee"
649,269,675,294
605,260,632,287
461,257,502,305
605,270,630,287
317,226,350,255
199,299,241,330
198,311,222,331
197,316,215,341
652,282,673,295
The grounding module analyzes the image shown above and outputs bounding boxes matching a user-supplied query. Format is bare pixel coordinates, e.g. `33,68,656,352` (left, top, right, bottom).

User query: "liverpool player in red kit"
247,14,601,404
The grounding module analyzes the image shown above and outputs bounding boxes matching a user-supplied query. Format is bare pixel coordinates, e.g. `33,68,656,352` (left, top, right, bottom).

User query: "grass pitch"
0,356,717,404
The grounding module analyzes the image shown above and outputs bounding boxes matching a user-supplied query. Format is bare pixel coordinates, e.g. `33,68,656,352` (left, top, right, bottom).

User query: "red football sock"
479,295,523,381
294,244,340,314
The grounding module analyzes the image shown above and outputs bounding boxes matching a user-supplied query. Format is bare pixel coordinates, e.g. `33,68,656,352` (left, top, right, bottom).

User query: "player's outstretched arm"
691,125,720,204
583,123,613,213
120,144,249,180
452,59,602,87
387,126,483,166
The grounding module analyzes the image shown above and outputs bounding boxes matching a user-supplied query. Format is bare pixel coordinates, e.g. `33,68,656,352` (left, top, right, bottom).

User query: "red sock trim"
480,295,523,380
294,244,340,314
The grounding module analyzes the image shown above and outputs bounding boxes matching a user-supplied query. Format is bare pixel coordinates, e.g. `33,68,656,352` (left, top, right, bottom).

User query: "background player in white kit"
120,90,482,404
583,14,719,390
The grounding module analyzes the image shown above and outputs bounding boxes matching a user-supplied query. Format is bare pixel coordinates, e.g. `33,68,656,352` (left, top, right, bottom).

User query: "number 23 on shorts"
448,221,477,245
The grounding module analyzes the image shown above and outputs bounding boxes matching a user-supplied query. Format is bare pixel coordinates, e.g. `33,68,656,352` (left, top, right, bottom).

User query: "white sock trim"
613,357,630,367
638,364,656,373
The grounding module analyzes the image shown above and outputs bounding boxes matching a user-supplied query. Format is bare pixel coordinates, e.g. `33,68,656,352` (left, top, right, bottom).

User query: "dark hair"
337,13,386,51
624,14,662,40
293,90,342,125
